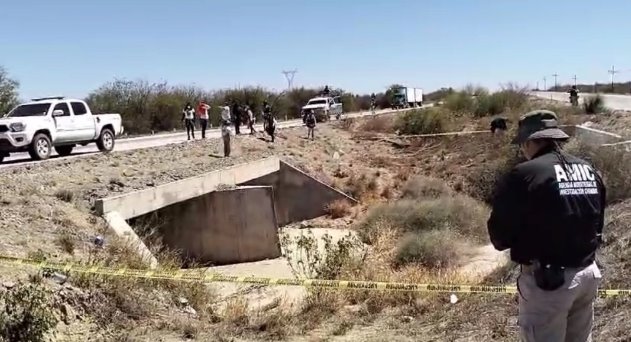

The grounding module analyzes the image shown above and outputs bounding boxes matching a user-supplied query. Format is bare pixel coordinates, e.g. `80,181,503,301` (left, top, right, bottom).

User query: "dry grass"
358,115,395,133
55,230,76,255
357,195,489,244
54,189,76,203
400,175,452,200
325,199,353,219
394,230,469,268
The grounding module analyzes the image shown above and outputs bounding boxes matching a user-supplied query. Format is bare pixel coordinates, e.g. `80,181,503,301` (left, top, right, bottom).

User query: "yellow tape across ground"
0,255,627,298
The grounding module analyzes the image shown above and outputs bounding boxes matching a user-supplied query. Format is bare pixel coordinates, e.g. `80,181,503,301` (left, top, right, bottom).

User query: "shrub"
54,189,75,203
466,146,522,203
443,92,475,113
565,141,631,203
583,94,605,114
473,86,528,117
358,115,394,133
0,283,58,342
325,200,352,219
394,108,447,135
401,175,451,200
357,195,489,244
394,230,466,268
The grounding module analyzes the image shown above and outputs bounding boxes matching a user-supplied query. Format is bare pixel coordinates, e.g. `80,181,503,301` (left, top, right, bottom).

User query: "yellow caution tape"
0,255,626,298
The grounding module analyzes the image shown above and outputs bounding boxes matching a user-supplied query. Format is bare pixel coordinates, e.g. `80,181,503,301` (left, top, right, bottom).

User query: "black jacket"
487,147,606,267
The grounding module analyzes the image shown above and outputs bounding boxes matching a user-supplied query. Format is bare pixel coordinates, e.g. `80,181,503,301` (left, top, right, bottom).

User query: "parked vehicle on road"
0,97,124,162
391,86,423,109
301,96,343,122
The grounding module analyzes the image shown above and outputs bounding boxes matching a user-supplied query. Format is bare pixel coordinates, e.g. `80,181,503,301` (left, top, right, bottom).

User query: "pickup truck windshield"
308,100,327,105
6,103,51,117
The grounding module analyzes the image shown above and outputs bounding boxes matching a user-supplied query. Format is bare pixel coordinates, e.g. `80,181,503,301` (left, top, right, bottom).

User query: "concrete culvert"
96,157,357,267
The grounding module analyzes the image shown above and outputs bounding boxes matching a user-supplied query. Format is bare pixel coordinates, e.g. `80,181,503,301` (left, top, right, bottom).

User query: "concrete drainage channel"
95,156,357,269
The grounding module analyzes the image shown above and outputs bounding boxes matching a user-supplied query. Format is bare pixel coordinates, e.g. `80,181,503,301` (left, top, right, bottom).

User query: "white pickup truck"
0,97,123,162
301,96,343,122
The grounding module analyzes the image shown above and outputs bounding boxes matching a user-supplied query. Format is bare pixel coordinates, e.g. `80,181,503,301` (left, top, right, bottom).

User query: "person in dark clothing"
568,85,579,106
305,109,316,140
182,103,196,140
231,103,241,135
490,116,508,135
487,110,606,342
262,100,275,142
323,85,330,96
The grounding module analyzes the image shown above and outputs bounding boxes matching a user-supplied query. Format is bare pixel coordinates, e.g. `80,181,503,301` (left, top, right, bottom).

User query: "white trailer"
404,87,423,107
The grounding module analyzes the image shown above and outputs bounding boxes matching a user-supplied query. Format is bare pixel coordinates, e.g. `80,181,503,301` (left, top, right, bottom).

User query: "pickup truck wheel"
97,128,115,153
55,145,74,157
28,133,52,160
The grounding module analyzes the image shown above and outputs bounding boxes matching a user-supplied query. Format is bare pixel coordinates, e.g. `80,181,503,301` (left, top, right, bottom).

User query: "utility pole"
552,73,559,91
543,77,547,91
572,75,577,87
281,69,297,90
536,81,539,91
608,65,619,92
281,69,297,120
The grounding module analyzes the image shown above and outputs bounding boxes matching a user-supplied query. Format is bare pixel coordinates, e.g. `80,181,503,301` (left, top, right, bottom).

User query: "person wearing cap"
487,110,607,342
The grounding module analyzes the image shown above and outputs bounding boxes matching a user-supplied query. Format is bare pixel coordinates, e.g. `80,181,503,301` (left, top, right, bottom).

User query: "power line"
281,70,297,90
551,73,559,91
608,65,620,92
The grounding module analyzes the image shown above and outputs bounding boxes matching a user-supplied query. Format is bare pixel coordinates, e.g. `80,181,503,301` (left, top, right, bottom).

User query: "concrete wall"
134,185,281,265
96,156,280,219
243,161,357,226
574,125,622,146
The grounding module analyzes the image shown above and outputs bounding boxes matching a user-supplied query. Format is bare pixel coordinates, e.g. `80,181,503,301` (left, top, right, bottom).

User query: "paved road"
531,91,631,111
0,107,417,168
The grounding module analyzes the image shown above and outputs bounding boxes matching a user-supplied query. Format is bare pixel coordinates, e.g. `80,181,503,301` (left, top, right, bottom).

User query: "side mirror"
52,109,65,117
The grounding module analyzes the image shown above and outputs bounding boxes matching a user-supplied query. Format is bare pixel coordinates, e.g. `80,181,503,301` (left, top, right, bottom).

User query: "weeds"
54,189,75,203
280,230,366,280
324,199,352,219
583,94,605,114
55,230,75,255
0,283,58,342
357,195,489,244
394,230,467,268
395,108,448,135
401,175,452,200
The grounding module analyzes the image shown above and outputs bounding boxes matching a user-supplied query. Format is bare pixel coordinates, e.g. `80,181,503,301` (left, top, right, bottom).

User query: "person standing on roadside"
182,102,196,140
197,100,211,139
221,117,231,157
262,100,276,142
245,104,256,134
487,110,607,342
232,102,241,135
305,109,316,140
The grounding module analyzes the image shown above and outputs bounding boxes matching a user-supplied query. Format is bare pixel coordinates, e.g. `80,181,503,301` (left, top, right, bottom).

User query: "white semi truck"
392,86,423,109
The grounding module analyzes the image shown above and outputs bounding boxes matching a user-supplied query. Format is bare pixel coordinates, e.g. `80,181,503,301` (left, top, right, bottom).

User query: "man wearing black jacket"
488,110,607,342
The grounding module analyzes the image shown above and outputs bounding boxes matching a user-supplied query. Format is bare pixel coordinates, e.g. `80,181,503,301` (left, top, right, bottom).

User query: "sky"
2,0,631,100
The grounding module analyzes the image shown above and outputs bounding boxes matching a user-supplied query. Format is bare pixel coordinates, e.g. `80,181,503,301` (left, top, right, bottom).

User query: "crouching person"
487,110,607,342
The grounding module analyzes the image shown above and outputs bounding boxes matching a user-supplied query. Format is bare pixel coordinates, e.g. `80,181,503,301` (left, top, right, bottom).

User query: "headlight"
10,122,26,132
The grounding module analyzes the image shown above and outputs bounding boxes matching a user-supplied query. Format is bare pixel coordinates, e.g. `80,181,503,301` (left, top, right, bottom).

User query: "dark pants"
222,133,231,157
200,118,208,138
185,119,195,139
234,117,241,135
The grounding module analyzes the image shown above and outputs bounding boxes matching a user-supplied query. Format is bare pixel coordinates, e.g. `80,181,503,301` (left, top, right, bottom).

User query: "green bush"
0,283,58,342
394,108,447,135
357,195,489,244
473,87,528,117
394,230,466,268
0,66,20,115
443,92,475,113
401,175,452,200
582,95,605,114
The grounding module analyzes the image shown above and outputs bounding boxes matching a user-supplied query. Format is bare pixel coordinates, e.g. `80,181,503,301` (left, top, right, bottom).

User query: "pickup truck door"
51,102,76,143
331,97,342,115
70,102,96,141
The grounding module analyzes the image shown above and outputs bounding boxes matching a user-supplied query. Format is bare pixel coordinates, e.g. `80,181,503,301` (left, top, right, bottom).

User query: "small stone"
401,316,413,323
2,281,15,289
52,273,68,285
